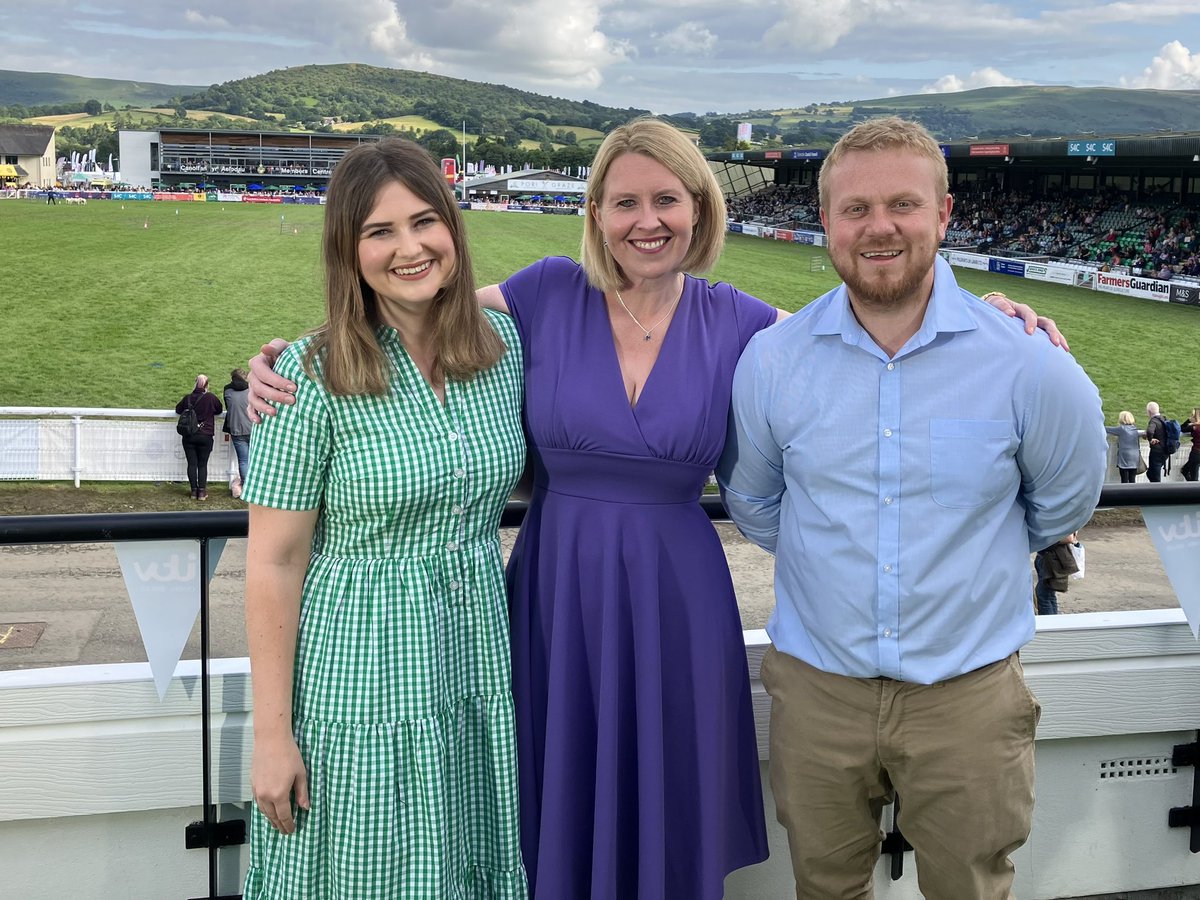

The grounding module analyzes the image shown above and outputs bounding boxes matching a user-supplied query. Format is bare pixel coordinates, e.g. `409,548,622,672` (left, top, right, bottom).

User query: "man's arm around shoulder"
1020,346,1108,551
716,337,785,554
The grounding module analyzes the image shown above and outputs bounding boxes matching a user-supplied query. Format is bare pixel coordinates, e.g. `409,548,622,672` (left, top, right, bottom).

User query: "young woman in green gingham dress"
243,316,526,898
242,139,527,899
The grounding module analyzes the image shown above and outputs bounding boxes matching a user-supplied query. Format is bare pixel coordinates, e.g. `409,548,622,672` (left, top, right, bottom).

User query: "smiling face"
356,178,456,328
820,148,951,312
590,151,699,289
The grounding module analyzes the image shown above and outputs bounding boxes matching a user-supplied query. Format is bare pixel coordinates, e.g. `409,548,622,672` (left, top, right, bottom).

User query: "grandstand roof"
708,132,1200,178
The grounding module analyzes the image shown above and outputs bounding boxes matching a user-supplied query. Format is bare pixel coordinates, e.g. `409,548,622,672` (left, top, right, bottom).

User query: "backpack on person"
1161,417,1183,456
176,395,200,437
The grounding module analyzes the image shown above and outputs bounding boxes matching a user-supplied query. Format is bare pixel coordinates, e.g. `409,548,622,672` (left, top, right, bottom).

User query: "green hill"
754,86,1200,142
179,63,655,139
0,69,204,108
6,66,1200,150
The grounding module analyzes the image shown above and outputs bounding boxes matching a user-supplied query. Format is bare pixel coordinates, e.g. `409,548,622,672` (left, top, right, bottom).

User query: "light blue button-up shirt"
717,257,1107,684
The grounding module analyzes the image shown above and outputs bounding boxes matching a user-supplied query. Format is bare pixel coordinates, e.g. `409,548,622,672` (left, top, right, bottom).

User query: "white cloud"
655,22,717,56
922,67,1033,94
1123,40,1200,89
763,0,871,52
184,10,231,29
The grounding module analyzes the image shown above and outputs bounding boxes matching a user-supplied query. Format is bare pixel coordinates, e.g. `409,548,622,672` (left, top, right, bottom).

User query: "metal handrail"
0,483,1197,546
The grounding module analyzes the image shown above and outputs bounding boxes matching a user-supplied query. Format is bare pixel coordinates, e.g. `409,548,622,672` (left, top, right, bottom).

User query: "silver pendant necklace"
613,288,682,342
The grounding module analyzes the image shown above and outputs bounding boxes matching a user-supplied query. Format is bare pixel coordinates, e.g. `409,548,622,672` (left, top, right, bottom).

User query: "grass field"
0,197,1195,419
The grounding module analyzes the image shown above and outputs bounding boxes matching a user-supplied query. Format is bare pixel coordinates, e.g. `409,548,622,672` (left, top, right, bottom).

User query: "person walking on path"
175,374,223,500
1182,408,1200,482
1145,401,1169,482
1106,410,1144,483
222,368,252,497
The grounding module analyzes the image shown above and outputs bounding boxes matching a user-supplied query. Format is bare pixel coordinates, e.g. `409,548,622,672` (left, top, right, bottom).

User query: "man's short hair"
818,116,949,211
1147,401,1160,416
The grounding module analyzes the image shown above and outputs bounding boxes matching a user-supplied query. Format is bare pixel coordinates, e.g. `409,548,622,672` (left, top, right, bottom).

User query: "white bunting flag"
115,539,227,699
1142,506,1200,638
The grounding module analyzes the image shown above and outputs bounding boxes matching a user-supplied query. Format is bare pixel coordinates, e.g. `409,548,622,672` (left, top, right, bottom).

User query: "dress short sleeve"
725,284,779,351
241,339,332,510
499,256,586,346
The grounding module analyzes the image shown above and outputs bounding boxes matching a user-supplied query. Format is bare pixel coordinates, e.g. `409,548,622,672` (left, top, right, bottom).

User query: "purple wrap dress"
501,256,773,899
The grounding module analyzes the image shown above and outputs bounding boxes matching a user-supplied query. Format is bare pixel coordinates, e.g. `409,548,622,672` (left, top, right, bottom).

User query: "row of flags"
57,149,116,173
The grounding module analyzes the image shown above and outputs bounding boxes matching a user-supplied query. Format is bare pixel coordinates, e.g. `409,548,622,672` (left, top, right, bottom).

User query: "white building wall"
117,130,159,189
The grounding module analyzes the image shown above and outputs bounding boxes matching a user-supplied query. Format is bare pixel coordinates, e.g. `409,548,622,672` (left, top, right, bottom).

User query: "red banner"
968,144,1011,157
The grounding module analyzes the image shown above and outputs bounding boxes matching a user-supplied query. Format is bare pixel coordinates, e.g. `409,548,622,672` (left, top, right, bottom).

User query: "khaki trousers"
761,647,1040,900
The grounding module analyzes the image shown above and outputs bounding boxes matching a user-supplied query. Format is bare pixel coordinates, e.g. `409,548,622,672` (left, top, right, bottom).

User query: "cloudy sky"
2,1,1198,113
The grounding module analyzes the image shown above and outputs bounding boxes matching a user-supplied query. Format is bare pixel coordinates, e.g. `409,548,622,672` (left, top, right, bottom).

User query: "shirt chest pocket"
928,418,1016,509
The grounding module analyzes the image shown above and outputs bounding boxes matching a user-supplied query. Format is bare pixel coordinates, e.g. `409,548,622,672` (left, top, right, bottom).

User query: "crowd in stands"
726,182,1200,280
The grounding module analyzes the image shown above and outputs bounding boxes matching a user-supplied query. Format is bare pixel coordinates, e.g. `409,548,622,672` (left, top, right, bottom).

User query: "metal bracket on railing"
882,795,913,880
185,819,246,849
1168,733,1200,852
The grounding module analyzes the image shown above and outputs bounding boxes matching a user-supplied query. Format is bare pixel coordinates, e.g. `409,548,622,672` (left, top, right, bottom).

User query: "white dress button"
883,428,893,438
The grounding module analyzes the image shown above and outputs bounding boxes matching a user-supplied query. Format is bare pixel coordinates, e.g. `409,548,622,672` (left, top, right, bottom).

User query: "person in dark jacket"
222,369,252,497
1145,401,1168,482
176,374,224,500
1183,408,1200,482
1033,533,1079,615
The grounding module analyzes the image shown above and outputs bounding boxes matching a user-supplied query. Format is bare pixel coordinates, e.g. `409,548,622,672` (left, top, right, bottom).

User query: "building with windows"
0,124,56,187
118,128,384,191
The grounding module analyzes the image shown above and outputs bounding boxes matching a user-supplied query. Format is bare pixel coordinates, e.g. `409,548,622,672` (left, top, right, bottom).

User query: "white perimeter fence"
0,408,238,487
0,406,1187,487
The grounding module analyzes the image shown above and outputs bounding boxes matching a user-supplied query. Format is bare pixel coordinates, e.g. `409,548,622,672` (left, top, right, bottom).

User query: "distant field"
28,108,258,129
0,197,1193,418
331,116,585,151
332,114,446,134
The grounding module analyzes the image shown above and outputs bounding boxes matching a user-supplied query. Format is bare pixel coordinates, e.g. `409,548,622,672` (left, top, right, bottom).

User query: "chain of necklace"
613,288,682,342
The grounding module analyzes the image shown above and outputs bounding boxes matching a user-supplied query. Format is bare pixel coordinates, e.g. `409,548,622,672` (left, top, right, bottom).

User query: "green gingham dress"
242,309,528,900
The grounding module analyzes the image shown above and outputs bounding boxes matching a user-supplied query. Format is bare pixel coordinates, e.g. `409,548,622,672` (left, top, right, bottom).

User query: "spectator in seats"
1106,410,1144,483
1146,401,1169,482
718,117,1106,900
175,374,223,500
240,139,527,898
1182,408,1200,482
222,368,251,498
245,118,1061,900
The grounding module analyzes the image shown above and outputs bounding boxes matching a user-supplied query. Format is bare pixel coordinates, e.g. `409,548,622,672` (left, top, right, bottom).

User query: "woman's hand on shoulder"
980,291,1069,352
247,339,295,424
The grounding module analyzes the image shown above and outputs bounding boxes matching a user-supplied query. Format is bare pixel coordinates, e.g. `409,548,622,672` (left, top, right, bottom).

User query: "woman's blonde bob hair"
1119,410,1135,425
305,138,503,395
580,117,726,294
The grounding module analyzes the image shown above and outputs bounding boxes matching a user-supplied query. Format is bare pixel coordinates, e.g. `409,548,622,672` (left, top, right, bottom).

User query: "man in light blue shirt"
717,117,1107,899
